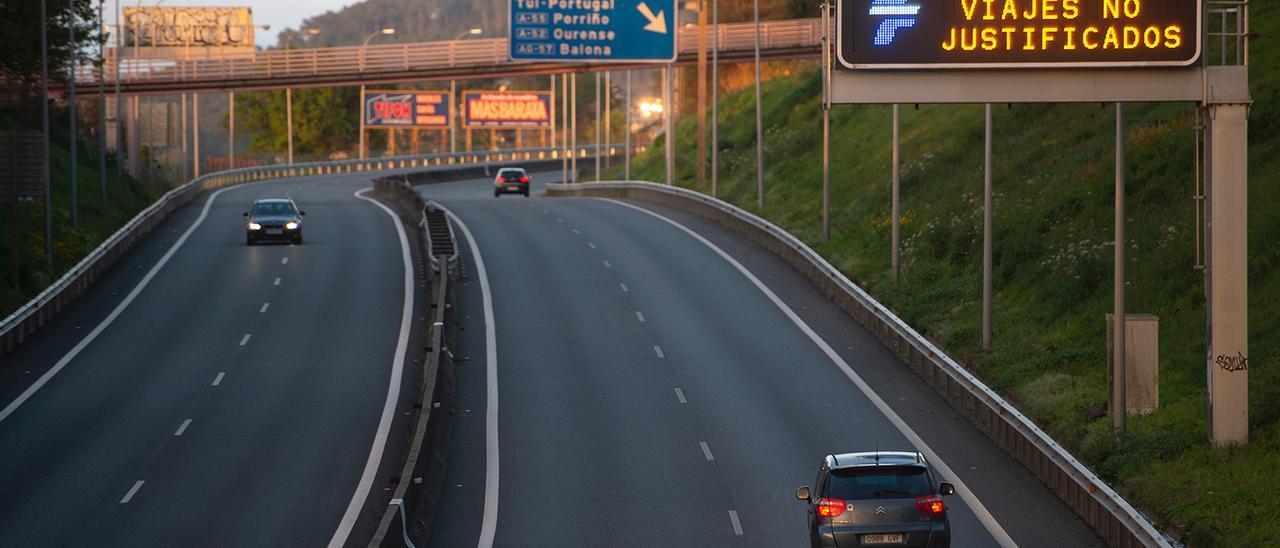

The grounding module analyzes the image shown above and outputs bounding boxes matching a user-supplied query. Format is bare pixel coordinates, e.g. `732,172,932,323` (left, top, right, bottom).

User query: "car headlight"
247,222,262,230
285,221,299,230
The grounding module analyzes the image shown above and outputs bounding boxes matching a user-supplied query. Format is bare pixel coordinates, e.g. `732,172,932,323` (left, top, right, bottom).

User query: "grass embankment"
621,4,1280,544
0,112,169,319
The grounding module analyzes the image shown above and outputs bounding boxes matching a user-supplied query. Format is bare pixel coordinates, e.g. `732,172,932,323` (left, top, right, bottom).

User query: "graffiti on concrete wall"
123,7,255,48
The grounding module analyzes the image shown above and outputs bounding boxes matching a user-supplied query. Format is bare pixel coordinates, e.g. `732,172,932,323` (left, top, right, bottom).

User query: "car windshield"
825,466,932,499
498,169,525,178
252,202,296,216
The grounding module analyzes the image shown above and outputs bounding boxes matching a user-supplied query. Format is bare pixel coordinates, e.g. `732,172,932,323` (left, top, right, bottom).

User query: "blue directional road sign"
510,0,678,62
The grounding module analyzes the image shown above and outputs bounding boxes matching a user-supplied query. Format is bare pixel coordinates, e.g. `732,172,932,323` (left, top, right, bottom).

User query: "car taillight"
816,498,846,518
495,177,503,183
915,494,945,514
519,176,529,183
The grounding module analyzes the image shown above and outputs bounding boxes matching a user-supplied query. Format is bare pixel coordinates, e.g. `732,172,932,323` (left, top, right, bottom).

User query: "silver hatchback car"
796,451,955,548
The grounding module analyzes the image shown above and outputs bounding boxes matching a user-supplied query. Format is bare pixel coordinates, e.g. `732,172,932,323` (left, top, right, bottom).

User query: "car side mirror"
242,212,249,217
299,211,306,216
795,486,811,502
939,482,955,496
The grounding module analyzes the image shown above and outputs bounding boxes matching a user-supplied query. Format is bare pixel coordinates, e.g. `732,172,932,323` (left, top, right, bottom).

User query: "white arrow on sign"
637,2,668,34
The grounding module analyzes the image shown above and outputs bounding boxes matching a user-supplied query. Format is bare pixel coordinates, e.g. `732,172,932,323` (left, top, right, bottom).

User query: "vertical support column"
710,0,719,198
595,71,601,181
128,95,139,179
604,71,611,171
193,93,200,177
664,65,674,186
1206,101,1250,445
753,0,764,209
571,73,578,183
97,0,107,203
821,1,831,243
696,0,708,190
229,92,235,170
449,80,456,155
891,104,900,282
360,84,367,160
562,73,569,182
40,0,51,264
1113,102,1126,433
285,88,293,164
550,74,557,159
68,2,78,227
625,70,632,181
181,94,188,179
983,103,994,352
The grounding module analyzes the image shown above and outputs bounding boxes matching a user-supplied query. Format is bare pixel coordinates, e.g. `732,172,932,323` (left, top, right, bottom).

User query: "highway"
425,171,1105,547
0,173,420,546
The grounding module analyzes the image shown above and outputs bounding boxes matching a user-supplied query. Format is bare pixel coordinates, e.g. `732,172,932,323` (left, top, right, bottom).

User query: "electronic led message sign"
838,0,1201,69
463,92,553,129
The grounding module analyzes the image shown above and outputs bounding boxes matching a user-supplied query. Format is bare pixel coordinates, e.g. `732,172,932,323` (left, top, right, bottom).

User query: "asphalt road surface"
425,170,1105,547
0,173,420,547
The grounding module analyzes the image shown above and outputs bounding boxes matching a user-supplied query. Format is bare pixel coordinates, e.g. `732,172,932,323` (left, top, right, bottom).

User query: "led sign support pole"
891,104,900,282
41,0,51,264
604,71,611,172
822,1,831,243
97,0,106,202
664,65,674,186
595,71,601,181
69,1,78,228
625,70,632,181
753,0,764,209
1113,102,1125,434
983,103,993,352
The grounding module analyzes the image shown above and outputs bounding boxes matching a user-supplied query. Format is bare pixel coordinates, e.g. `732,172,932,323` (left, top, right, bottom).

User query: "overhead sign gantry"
509,0,678,62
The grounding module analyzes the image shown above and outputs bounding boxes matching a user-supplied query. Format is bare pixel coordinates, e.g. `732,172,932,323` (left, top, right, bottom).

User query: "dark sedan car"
244,198,305,245
493,167,531,197
796,451,955,548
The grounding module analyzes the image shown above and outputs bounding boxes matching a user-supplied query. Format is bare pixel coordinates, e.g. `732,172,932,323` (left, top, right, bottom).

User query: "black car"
493,167,531,197
796,451,955,548
244,198,305,245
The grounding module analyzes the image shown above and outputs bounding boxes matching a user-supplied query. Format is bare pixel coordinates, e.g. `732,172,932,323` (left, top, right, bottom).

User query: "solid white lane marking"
260,302,270,313
653,345,665,359
674,387,687,403
329,189,414,548
0,179,274,424
619,282,629,293
273,277,282,286
239,334,251,347
281,257,289,264
635,310,645,322
435,203,501,548
120,481,145,504
212,372,225,386
700,441,715,461
572,228,580,234
603,260,612,268
588,242,597,250
729,510,743,536
174,419,192,437
602,198,1019,548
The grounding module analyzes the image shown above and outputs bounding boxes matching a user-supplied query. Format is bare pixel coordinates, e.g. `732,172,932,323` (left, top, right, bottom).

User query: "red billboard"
462,91,552,129
363,90,451,128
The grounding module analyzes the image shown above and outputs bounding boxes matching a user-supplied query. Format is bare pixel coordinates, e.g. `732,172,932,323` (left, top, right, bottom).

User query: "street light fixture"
448,28,483,155
359,27,396,160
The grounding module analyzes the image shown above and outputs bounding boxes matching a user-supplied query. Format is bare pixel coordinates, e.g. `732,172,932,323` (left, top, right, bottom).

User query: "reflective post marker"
983,103,993,352
1113,102,1126,434
891,104,900,282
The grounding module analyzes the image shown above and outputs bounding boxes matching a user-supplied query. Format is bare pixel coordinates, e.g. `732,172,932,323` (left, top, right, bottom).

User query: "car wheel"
523,190,530,197
293,234,303,245
494,190,500,197
246,234,254,246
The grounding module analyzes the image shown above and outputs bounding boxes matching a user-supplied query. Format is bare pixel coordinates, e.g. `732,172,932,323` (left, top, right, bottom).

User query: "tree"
230,87,359,160
0,0,102,89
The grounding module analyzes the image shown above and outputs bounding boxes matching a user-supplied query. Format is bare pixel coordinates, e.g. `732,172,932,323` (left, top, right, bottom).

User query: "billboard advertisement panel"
123,7,255,48
363,91,452,128
838,0,1201,69
463,91,553,129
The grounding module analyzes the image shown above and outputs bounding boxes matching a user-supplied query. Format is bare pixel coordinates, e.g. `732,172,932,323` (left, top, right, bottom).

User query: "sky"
107,0,361,47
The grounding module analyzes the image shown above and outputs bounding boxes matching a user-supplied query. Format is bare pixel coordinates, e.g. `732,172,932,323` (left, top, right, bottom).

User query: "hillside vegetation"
623,4,1280,545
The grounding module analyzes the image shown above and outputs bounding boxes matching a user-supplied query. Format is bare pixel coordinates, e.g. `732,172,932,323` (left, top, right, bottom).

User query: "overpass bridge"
75,18,825,95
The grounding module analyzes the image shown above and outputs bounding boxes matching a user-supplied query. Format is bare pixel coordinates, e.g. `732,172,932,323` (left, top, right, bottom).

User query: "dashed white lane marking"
556,218,564,223
212,372,225,386
541,209,549,214
259,302,270,313
174,419,192,437
729,510,743,536
273,277,282,286
239,334,252,347
674,387,687,403
602,260,612,268
700,441,715,461
120,481,145,504
653,345,665,359
587,242,597,250
601,198,1018,548
619,282,629,293
635,310,645,322
281,257,289,264
571,228,580,234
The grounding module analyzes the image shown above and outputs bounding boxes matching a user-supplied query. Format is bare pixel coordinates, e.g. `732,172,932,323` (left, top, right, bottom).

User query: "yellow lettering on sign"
1002,0,1019,20
962,0,980,20
1103,0,1120,19
942,28,957,51
1165,25,1182,48
1123,26,1140,49
1023,0,1037,19
1001,26,1017,49
981,27,999,50
1043,0,1058,20
1103,26,1120,49
1022,27,1037,50
1041,26,1058,49
1082,26,1100,49
1063,0,1079,19
1142,25,1161,48
1063,26,1078,49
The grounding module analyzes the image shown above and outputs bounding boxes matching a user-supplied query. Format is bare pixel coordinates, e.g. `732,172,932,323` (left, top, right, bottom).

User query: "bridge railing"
0,144,624,360
77,18,823,87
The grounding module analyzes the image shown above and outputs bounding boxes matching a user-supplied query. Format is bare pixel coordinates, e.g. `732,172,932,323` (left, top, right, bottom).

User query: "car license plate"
266,228,282,235
508,186,519,191
862,533,904,545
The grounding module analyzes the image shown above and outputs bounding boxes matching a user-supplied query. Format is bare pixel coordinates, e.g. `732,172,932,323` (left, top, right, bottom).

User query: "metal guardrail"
546,181,1174,548
0,144,618,360
74,18,824,91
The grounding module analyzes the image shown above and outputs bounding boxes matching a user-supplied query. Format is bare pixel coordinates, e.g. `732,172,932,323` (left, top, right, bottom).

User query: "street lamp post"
69,0,78,228
97,0,107,202
449,28,483,156
359,27,396,160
